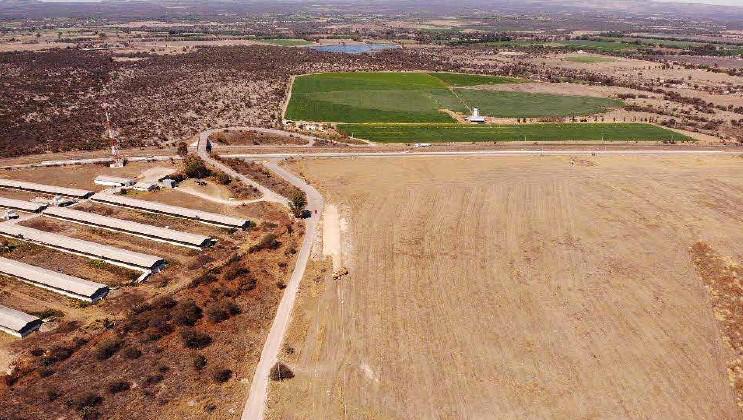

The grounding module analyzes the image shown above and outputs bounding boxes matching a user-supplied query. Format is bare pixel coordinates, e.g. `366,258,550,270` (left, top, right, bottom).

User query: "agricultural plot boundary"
337,123,693,143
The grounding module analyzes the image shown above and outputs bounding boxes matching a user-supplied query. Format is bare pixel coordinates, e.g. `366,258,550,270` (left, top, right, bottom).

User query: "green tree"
182,154,210,179
288,191,307,218
176,142,188,156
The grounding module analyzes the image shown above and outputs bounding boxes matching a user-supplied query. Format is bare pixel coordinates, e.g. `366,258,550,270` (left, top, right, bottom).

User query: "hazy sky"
33,0,743,4
653,0,742,4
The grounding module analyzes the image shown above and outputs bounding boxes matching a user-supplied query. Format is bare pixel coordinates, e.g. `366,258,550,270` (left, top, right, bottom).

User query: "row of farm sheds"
0,177,252,338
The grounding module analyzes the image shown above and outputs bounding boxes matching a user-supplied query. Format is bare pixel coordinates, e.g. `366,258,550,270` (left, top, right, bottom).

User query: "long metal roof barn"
0,257,109,302
0,223,165,270
94,175,135,187
43,206,214,249
0,179,93,198
0,197,48,213
91,193,250,229
0,304,42,338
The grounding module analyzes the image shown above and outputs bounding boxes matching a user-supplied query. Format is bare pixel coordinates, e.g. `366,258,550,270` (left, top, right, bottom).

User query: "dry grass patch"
690,242,743,408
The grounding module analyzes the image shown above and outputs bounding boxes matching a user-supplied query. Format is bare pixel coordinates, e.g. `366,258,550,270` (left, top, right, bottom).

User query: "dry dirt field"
270,155,743,419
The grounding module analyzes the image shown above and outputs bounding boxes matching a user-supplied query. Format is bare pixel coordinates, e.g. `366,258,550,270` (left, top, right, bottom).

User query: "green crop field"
428,72,523,86
286,72,622,123
435,90,622,118
337,123,692,143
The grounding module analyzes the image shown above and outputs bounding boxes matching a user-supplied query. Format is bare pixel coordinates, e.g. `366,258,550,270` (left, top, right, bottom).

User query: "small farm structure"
43,206,215,249
0,305,42,338
91,193,251,229
467,107,486,123
0,197,47,213
0,256,109,302
0,179,93,198
160,179,177,189
0,223,165,271
131,182,158,192
2,210,18,221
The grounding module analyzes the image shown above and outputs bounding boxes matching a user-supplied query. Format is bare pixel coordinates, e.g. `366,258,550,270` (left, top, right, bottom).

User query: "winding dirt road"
197,128,287,204
196,128,324,420
241,160,323,420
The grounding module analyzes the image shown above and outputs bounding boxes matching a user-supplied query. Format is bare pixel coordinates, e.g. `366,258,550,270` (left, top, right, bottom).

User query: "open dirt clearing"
270,155,743,419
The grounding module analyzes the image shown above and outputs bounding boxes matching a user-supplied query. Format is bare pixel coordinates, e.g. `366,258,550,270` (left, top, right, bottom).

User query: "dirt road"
240,160,324,420
269,155,743,419
197,129,287,204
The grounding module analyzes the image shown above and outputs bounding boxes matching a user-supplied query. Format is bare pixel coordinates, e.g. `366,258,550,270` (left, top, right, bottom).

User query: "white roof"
91,193,250,228
94,175,135,185
0,304,40,334
0,197,47,213
0,179,92,198
43,206,213,248
0,256,109,302
0,223,165,270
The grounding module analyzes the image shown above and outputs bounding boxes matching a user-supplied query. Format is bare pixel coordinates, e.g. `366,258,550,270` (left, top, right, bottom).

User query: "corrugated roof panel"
43,206,213,248
0,179,92,198
0,304,40,335
0,223,165,270
0,197,47,213
0,256,109,302
91,193,249,228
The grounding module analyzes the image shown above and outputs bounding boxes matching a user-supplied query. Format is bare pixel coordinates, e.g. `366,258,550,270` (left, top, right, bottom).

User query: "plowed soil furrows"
270,156,743,419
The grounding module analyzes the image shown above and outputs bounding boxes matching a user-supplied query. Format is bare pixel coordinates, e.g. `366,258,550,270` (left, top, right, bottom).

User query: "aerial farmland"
1,0,743,419
285,71,694,143
271,155,743,419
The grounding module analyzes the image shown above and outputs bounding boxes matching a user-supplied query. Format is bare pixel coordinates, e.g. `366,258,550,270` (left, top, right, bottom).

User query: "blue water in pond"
310,44,400,54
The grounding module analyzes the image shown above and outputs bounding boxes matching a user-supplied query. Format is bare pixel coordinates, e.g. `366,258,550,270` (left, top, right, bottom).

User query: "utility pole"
104,105,125,168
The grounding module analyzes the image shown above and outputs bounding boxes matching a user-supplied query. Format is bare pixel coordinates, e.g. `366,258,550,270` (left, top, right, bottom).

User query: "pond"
310,43,401,54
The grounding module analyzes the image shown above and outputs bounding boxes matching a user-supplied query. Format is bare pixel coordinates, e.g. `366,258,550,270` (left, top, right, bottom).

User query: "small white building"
131,182,158,192
2,210,18,221
95,175,135,188
467,108,486,123
160,179,177,189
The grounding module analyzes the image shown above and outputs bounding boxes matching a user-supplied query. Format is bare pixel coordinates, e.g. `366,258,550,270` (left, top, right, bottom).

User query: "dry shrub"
193,354,207,371
690,241,743,406
223,264,249,281
107,381,130,394
211,368,233,383
249,233,280,253
187,254,214,270
206,301,241,323
68,392,103,411
173,300,203,326
43,346,74,366
145,373,164,385
123,347,142,360
190,272,218,289
95,338,124,361
212,170,232,185
180,328,212,349
269,362,294,381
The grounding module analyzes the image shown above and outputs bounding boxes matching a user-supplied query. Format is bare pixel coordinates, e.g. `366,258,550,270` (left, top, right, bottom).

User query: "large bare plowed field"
270,155,743,419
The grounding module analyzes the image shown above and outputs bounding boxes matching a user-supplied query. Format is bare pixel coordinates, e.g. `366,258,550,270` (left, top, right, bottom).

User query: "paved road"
0,155,179,170
241,160,324,420
223,149,743,160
